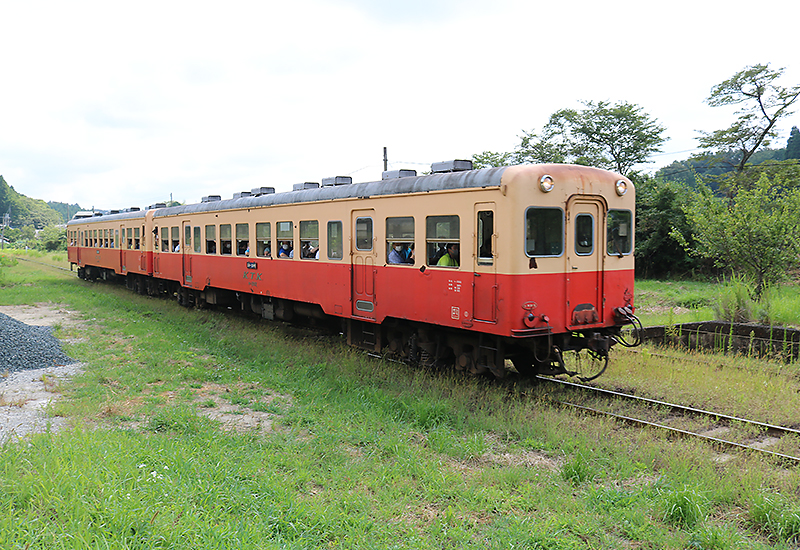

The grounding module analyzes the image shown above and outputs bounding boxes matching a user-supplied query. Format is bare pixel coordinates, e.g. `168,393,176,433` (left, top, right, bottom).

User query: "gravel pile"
0,312,77,373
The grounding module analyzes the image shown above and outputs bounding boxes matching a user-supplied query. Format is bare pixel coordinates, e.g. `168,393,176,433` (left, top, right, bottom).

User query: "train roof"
69,166,509,224
67,163,630,226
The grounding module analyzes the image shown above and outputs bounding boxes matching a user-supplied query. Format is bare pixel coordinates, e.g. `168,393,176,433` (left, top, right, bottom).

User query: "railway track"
13,256,75,273
536,376,800,465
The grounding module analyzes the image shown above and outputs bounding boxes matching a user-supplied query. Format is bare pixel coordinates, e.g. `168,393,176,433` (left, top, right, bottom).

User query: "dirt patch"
0,302,84,329
190,382,292,436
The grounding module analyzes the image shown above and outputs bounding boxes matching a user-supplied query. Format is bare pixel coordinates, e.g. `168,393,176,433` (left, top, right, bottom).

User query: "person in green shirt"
437,243,459,267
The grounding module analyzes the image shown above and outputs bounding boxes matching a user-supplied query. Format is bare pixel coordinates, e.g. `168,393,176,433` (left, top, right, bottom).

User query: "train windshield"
607,209,632,256
525,207,563,256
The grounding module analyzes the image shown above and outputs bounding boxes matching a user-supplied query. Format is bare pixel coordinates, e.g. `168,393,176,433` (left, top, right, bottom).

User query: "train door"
565,197,604,328
117,226,123,273
351,210,376,319
139,224,147,272
182,221,193,286
76,230,83,266
472,203,497,323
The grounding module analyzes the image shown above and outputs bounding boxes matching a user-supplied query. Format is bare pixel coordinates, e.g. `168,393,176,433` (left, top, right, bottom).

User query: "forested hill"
47,201,84,223
0,175,77,227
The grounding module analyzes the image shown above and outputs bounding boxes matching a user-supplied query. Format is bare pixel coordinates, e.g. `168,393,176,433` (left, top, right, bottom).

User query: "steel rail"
536,376,800,439
555,400,800,465
536,376,800,465
14,256,75,273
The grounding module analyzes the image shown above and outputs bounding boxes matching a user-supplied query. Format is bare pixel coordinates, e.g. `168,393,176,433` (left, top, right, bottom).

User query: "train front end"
500,164,641,380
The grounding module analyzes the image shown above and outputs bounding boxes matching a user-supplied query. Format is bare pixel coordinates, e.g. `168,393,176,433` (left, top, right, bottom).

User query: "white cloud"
1,0,798,210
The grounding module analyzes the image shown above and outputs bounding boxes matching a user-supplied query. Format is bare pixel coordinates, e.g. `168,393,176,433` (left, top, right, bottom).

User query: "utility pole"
0,211,10,250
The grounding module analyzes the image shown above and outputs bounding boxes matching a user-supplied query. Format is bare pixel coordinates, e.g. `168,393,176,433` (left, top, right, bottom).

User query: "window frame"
327,220,343,260
574,213,594,256
385,216,415,266
425,214,460,267
524,207,564,258
355,217,373,251
607,209,633,256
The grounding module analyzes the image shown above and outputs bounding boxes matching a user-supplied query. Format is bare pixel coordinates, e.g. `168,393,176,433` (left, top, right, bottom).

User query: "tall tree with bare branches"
698,64,800,172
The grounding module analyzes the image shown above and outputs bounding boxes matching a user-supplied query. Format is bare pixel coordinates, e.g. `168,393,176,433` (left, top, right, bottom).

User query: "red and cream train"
67,161,640,380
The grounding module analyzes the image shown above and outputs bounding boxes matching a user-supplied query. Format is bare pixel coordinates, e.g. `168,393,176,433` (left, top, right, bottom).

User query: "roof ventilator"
251,187,276,196
293,182,320,191
233,191,252,199
431,160,473,173
322,176,352,187
382,169,416,180
202,195,222,203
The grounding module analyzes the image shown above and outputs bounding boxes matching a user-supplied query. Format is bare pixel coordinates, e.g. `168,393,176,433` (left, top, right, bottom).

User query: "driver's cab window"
607,210,632,256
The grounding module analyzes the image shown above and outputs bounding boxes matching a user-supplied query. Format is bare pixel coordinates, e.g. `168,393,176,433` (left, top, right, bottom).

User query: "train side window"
171,226,180,252
327,221,343,260
276,221,293,258
525,207,563,257
355,217,373,251
477,211,493,265
113,229,118,249
127,228,133,249
426,215,459,267
575,214,594,255
607,209,632,256
205,225,217,254
256,223,271,257
299,220,319,259
386,216,414,265
236,223,249,256
161,227,169,252
193,226,201,253
103,229,109,248
220,224,232,255
184,225,192,253
134,227,141,250
93,229,98,247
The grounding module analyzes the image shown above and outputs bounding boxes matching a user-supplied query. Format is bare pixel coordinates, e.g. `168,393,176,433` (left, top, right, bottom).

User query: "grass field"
1,251,799,549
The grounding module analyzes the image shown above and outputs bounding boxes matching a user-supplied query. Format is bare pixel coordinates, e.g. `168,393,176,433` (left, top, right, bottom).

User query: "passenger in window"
406,243,415,263
279,241,292,258
388,243,413,264
437,243,459,267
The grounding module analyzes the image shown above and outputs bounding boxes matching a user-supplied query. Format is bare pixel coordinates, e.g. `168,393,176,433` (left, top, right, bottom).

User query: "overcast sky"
1,0,798,211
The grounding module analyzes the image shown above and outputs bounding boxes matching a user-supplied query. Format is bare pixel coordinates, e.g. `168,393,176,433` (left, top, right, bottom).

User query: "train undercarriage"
76,266,640,382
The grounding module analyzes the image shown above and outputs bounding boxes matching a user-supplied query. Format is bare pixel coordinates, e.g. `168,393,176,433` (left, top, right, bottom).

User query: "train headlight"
539,175,554,193
615,179,628,196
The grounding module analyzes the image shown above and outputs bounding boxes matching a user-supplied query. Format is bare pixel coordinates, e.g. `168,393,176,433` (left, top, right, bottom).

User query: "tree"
515,100,667,177
679,173,800,298
635,176,697,278
698,64,800,173
786,126,800,160
471,151,513,169
37,225,67,251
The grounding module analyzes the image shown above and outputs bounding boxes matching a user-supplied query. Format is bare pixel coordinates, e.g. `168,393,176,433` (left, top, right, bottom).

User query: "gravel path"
0,305,83,443
1,312,76,373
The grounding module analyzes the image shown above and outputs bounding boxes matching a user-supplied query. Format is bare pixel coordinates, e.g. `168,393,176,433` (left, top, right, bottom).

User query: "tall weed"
660,486,707,529
713,275,754,323
749,492,800,543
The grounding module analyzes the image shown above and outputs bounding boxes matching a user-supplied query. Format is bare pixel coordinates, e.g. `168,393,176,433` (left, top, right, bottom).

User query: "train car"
67,161,641,380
